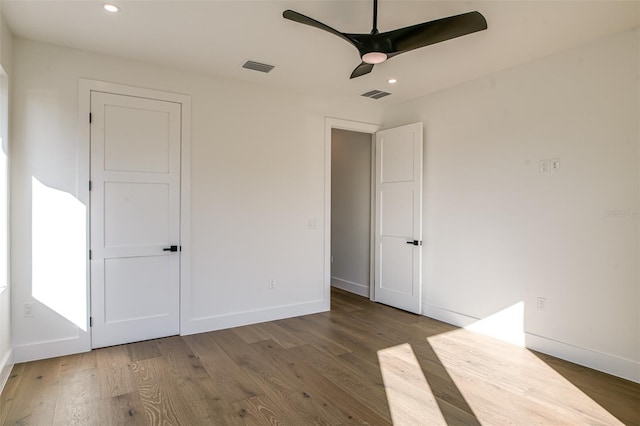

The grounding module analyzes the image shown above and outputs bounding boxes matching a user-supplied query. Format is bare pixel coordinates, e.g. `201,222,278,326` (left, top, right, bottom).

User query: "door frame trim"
324,118,381,304
78,79,191,349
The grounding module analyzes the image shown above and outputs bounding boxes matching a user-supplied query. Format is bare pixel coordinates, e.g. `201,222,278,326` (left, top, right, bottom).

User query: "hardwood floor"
1,288,638,425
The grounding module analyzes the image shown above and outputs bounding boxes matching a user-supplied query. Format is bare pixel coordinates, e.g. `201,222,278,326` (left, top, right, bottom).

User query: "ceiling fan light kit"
362,52,388,64
283,0,487,79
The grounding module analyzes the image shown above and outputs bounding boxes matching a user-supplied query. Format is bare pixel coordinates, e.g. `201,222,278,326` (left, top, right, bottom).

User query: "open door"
374,122,423,314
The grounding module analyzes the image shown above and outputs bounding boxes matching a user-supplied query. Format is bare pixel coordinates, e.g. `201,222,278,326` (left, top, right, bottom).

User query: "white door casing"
374,122,423,314
90,91,181,348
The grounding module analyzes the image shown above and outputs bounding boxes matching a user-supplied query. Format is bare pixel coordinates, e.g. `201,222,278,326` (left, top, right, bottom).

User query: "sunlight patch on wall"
464,301,525,346
377,343,446,425
32,177,87,331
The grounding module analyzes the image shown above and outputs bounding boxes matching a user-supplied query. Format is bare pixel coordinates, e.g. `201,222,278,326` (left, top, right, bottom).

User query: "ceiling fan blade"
384,11,487,54
350,62,374,79
283,10,355,47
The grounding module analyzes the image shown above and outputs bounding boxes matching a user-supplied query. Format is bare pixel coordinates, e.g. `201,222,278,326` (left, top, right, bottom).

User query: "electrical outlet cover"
539,159,549,174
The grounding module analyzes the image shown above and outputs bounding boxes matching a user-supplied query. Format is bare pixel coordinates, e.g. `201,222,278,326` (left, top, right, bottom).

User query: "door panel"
104,182,170,247
104,256,172,322
104,105,171,173
91,91,181,349
380,135,415,183
374,123,423,314
380,189,414,237
380,239,414,294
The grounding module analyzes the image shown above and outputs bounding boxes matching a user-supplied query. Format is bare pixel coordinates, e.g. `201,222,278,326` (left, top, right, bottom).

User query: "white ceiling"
2,0,639,104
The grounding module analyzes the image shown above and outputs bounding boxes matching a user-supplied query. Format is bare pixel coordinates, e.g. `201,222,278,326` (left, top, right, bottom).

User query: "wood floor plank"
182,332,264,403
95,345,137,399
301,312,392,362
231,321,307,349
209,329,304,398
0,364,25,425
129,357,198,425
156,335,207,378
332,288,420,325
253,321,307,349
287,343,393,422
52,368,102,425
230,394,293,426
57,351,96,374
212,330,346,425
173,373,245,425
328,294,363,313
101,392,147,426
126,339,162,362
251,339,391,425
3,357,61,426
245,339,357,425
275,316,352,356
232,323,268,345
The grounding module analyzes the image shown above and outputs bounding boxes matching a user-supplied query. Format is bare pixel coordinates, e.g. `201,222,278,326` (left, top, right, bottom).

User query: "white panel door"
374,123,423,314
90,91,181,348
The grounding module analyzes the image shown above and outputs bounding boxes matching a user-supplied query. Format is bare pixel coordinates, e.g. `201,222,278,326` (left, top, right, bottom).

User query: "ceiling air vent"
361,89,391,100
242,60,275,73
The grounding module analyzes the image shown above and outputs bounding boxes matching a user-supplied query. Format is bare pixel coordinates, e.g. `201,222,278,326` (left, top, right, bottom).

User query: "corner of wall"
0,346,13,394
0,5,13,396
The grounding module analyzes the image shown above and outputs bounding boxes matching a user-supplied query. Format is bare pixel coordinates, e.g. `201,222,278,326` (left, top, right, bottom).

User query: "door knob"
406,240,422,246
163,245,179,252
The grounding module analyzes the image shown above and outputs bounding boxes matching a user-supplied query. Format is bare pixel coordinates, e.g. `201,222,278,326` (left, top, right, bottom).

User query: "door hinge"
89,180,92,191
89,112,92,123
89,249,92,260
90,317,93,327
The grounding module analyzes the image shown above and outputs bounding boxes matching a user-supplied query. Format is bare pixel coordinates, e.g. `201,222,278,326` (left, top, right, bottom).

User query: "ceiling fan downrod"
371,0,379,35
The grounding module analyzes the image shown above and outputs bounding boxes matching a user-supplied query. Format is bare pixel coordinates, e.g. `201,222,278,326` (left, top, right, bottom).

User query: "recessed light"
388,78,398,84
103,3,120,13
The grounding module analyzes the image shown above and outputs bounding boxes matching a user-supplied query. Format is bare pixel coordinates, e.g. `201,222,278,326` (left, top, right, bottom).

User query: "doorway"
325,119,379,303
325,118,424,314
330,129,373,298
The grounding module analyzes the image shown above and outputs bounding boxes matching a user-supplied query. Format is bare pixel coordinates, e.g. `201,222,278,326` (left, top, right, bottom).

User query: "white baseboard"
331,277,369,297
181,298,329,336
525,333,640,383
0,348,13,394
423,303,478,328
423,303,640,384
13,335,90,364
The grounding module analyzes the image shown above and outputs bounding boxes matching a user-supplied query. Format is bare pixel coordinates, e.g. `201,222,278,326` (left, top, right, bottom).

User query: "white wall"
10,37,383,361
383,29,639,382
0,5,13,392
331,129,371,297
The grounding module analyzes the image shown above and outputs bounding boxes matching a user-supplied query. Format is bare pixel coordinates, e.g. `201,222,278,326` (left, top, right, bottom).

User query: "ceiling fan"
283,0,487,79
